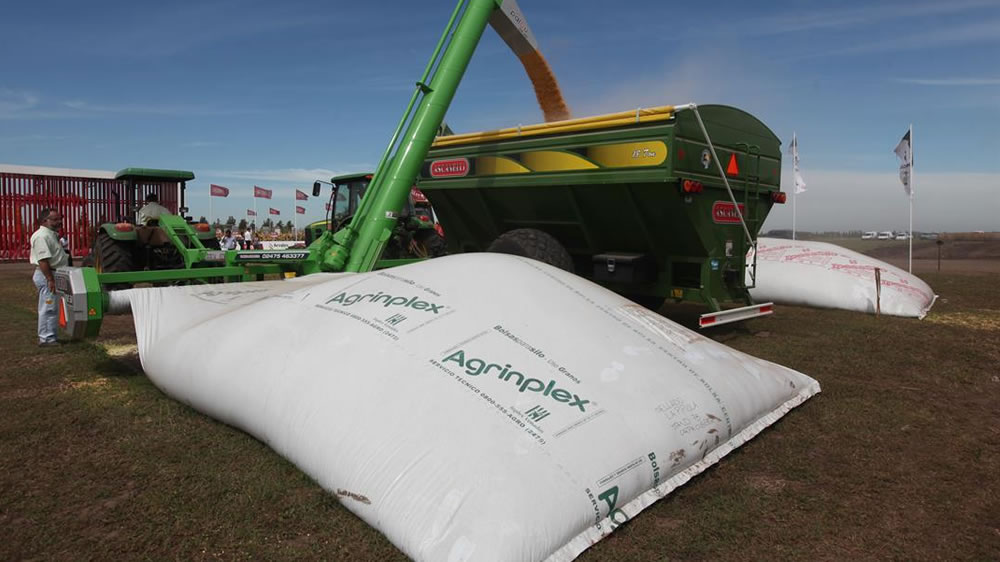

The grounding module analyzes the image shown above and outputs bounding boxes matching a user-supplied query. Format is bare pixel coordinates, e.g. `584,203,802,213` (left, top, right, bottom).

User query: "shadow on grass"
92,354,141,378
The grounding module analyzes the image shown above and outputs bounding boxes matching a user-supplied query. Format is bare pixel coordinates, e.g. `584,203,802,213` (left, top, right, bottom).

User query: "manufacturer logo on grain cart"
429,158,470,178
711,201,747,224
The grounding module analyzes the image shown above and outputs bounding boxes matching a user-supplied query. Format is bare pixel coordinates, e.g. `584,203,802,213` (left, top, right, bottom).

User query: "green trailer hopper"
416,103,785,322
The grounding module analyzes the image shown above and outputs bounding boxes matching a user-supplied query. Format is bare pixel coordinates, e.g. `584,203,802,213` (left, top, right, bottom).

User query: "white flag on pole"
893,129,912,196
789,134,807,194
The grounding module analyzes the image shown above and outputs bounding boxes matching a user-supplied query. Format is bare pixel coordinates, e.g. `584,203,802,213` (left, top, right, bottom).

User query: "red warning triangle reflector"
726,154,739,176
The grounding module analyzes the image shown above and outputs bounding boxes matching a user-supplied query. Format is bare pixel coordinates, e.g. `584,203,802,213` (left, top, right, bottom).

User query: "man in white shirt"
220,229,238,250
136,193,170,225
29,208,68,346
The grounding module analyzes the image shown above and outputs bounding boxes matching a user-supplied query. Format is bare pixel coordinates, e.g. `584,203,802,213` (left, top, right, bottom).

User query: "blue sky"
2,0,997,231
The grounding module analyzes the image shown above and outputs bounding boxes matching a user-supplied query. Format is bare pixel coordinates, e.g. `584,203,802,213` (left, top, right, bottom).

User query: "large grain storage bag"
749,238,936,318
123,253,819,561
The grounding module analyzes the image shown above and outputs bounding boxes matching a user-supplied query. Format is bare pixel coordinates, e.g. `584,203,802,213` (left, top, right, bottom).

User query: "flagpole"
792,132,797,241
908,123,914,273
209,191,213,227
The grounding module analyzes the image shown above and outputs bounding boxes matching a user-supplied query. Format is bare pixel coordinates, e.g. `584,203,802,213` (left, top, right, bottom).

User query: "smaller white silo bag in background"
749,238,936,318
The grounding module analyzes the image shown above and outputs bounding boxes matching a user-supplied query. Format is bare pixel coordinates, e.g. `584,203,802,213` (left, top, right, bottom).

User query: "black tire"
151,247,185,271
201,236,221,250
94,232,135,289
626,294,665,312
411,230,448,259
487,228,573,272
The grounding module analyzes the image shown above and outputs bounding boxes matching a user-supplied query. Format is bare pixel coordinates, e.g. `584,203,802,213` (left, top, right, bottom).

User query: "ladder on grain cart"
672,104,775,328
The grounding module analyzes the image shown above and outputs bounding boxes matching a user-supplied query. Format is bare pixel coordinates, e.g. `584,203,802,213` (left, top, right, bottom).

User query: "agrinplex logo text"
443,349,590,412
325,291,445,314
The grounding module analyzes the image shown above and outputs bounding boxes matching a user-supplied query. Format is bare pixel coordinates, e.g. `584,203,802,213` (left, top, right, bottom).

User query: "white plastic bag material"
123,253,819,561
749,238,936,319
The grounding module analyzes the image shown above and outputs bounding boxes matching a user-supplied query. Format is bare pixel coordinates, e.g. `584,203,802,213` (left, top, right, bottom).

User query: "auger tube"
332,0,541,273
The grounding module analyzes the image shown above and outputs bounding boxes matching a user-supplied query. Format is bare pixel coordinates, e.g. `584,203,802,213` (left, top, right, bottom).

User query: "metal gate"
1,166,179,261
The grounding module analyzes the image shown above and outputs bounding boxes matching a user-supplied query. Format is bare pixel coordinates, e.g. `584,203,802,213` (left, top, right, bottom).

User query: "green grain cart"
418,104,786,326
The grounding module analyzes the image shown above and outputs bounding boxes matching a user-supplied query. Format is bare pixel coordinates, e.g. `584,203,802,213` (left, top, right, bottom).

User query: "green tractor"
304,172,446,260
86,168,220,284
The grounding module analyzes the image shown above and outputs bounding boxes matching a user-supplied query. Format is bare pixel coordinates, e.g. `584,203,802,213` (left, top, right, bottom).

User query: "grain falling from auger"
519,51,572,122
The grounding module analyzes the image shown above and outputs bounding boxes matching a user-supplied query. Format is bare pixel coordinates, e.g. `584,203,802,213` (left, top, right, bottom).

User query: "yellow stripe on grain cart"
475,156,531,175
588,141,668,168
432,105,676,147
521,151,598,172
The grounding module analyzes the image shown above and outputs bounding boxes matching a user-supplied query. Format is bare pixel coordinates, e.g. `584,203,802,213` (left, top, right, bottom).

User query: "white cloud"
574,52,782,119
804,19,1000,58
892,78,1000,86
715,0,998,36
0,89,42,117
182,140,222,148
62,100,249,116
0,133,69,143
203,168,345,183
763,170,1000,232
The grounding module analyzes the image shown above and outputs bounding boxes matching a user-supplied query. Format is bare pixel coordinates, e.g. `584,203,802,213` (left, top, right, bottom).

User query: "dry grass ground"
1,254,998,561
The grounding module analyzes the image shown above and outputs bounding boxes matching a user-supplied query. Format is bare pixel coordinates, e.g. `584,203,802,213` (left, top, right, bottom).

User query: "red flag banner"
210,184,230,197
295,189,309,201
247,209,257,216
296,206,306,214
269,208,280,215
254,186,273,199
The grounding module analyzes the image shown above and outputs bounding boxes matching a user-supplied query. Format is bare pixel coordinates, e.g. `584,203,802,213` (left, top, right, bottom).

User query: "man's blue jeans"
33,269,58,344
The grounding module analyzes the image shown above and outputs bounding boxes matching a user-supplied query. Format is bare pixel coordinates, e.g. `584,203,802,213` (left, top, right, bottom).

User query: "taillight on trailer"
771,192,787,204
682,179,703,193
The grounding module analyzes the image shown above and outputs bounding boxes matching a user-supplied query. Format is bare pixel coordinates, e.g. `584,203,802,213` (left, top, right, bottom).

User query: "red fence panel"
1,169,181,261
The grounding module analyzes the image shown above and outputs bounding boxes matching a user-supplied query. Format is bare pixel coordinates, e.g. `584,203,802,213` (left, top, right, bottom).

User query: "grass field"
1,255,998,560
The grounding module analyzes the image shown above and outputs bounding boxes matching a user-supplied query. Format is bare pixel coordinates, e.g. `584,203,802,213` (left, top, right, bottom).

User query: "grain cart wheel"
487,228,573,272
94,232,135,290
625,294,664,312
410,230,448,259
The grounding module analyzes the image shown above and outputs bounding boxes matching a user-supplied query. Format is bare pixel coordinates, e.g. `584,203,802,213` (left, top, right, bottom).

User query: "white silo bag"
749,238,936,318
121,253,819,561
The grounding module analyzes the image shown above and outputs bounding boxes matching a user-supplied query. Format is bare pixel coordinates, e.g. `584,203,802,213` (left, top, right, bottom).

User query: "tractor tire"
152,247,185,271
410,230,448,259
487,228,573,272
625,294,665,312
94,232,135,289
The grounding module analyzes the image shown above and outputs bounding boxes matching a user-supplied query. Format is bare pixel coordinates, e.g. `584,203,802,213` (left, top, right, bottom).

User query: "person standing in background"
220,229,238,250
58,231,73,266
29,209,68,346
